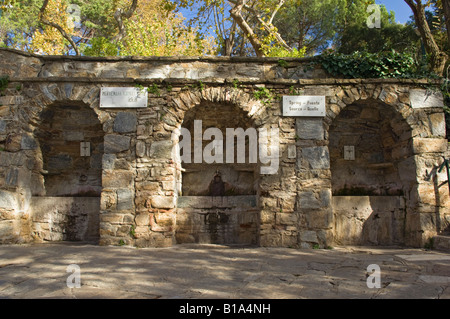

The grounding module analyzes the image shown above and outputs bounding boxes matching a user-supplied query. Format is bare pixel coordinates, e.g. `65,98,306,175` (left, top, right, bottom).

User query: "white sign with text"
100,87,148,108
283,96,326,117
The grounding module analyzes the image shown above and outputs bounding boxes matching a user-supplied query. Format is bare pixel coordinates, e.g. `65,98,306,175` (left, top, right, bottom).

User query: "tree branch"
269,0,285,25
404,0,447,75
112,0,138,43
229,0,291,52
39,0,80,55
229,0,264,57
245,3,291,51
442,0,450,47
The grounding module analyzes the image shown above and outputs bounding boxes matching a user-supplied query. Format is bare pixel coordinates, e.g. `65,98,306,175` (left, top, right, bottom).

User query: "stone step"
433,235,450,251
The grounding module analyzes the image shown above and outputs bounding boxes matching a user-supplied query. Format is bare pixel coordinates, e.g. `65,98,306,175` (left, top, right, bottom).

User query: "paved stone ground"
0,243,449,299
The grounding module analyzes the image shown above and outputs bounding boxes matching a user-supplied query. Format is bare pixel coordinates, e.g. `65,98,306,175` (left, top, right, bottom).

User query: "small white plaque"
80,142,90,157
100,87,148,108
283,96,326,117
287,144,297,159
344,146,355,161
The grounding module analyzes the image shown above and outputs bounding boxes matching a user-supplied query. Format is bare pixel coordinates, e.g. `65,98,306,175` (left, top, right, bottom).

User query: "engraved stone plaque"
100,87,148,108
283,96,326,117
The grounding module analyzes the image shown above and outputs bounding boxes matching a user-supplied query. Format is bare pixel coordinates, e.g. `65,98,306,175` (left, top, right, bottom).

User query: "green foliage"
0,75,9,95
253,86,275,108
338,21,419,55
266,46,306,58
0,0,15,10
147,83,161,96
273,0,350,55
82,37,118,57
232,78,241,89
135,84,145,93
196,80,205,92
337,3,419,55
0,0,43,51
289,85,303,95
278,59,288,68
187,81,205,92
0,0,429,60
118,239,126,246
72,0,119,39
129,225,136,238
318,50,434,79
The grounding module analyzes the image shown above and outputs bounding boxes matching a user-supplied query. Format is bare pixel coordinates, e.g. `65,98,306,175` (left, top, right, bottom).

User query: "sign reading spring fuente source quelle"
100,87,148,108
283,96,325,117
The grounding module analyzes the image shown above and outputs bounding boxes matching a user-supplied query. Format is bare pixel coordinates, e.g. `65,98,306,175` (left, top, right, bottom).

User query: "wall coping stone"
1,48,443,86
6,76,443,86
0,47,316,64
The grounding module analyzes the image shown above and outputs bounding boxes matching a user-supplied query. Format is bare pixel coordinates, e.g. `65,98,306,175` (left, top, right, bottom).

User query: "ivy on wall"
317,51,450,139
317,50,434,79
0,75,9,96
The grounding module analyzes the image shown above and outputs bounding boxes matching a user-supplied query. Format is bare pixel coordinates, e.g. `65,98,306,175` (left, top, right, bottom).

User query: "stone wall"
176,196,258,245
0,48,448,248
333,196,406,246
36,101,104,197
30,197,100,242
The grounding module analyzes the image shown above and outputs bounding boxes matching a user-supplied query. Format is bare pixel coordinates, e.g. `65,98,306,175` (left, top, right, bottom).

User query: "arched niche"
329,98,415,245
181,101,259,197
31,100,104,243
172,88,267,246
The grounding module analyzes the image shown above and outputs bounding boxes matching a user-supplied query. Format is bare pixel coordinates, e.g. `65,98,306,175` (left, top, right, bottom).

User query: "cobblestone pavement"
0,243,449,299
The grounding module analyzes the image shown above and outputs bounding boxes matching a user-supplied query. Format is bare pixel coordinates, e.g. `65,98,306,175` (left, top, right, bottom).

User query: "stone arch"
171,87,266,246
41,84,107,121
35,100,104,196
325,85,417,126
327,85,419,246
27,83,109,193
25,83,107,243
169,87,268,128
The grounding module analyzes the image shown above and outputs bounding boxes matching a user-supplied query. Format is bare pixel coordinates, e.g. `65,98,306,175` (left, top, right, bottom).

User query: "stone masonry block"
104,135,131,153
412,138,447,154
300,146,330,170
296,118,324,140
410,89,444,108
113,112,137,133
116,189,134,211
428,113,446,137
102,170,134,188
151,196,175,209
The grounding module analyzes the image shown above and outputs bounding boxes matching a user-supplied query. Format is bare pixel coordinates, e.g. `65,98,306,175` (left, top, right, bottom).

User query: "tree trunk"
112,0,138,43
224,21,237,56
229,0,264,57
39,0,80,55
405,0,448,76
442,0,450,47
